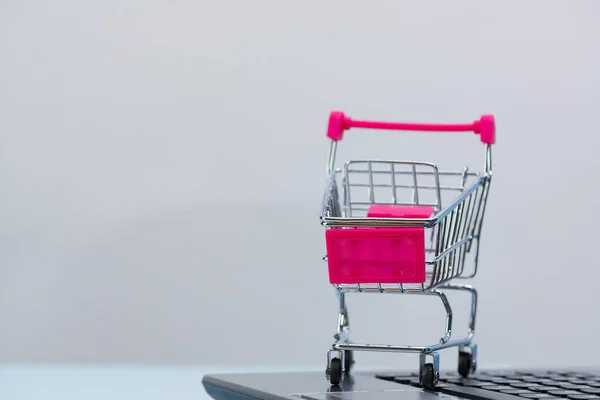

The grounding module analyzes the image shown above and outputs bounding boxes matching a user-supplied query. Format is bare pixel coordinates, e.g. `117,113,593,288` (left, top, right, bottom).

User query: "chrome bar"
412,164,419,204
485,145,492,173
327,140,337,174
343,163,352,218
434,165,442,210
333,335,474,355
460,166,469,190
334,284,431,293
391,163,397,204
367,161,375,203
349,201,439,207
349,183,465,192
346,169,479,177
333,342,428,354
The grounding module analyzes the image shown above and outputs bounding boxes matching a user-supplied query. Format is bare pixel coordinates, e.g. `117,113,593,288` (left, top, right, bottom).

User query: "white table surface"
0,365,320,400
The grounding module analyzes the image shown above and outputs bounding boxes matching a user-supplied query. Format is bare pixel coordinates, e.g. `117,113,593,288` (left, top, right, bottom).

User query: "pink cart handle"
326,111,496,145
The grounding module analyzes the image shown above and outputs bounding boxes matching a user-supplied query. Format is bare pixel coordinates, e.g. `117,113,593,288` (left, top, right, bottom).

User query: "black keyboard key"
550,371,577,376
506,375,529,380
525,377,549,384
526,385,545,391
476,375,501,382
482,385,514,391
584,383,600,388
583,377,600,382
570,374,595,379
548,390,581,396
534,373,559,379
501,389,534,395
539,380,562,387
560,383,590,390
570,380,589,385
550,377,573,382
485,371,520,377
519,394,559,399
512,383,540,389
581,389,600,395
532,387,564,393
494,379,522,384
446,378,465,384
567,396,600,400
463,380,489,387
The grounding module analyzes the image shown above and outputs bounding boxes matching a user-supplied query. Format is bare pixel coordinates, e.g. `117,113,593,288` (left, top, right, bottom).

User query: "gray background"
1,0,599,371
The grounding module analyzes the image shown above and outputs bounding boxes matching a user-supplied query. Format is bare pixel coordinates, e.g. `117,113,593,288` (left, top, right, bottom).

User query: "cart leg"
437,284,478,377
419,352,440,390
429,290,453,344
334,292,353,374
437,284,476,337
471,343,478,373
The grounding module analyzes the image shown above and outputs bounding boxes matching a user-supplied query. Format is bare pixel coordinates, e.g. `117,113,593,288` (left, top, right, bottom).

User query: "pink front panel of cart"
326,228,426,284
325,205,433,284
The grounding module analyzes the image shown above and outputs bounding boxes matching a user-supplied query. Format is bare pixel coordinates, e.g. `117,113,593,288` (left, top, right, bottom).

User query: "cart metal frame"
319,111,495,388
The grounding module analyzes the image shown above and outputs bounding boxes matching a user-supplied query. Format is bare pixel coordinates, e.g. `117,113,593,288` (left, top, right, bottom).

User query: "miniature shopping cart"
320,111,495,389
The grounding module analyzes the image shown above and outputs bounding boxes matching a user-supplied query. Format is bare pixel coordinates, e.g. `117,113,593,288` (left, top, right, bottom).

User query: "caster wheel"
421,363,437,390
458,351,473,378
329,358,342,386
344,351,354,374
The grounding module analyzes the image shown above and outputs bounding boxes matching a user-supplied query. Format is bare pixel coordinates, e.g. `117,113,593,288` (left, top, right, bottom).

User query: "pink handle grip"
326,111,496,145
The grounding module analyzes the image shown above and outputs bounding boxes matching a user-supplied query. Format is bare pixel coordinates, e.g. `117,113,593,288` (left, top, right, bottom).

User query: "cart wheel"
421,363,437,390
329,358,342,386
344,351,354,374
458,351,473,378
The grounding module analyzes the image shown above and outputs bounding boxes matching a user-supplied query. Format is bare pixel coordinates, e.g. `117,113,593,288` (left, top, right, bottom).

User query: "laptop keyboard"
375,370,600,399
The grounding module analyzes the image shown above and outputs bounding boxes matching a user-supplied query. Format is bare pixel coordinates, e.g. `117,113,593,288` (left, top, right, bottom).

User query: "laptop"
202,369,600,400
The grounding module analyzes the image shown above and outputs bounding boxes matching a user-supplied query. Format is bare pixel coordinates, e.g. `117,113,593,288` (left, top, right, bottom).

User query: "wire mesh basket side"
342,160,480,217
426,175,490,288
320,159,491,292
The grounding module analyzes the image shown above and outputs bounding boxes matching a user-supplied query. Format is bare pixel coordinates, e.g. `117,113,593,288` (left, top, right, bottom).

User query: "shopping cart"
320,111,495,389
